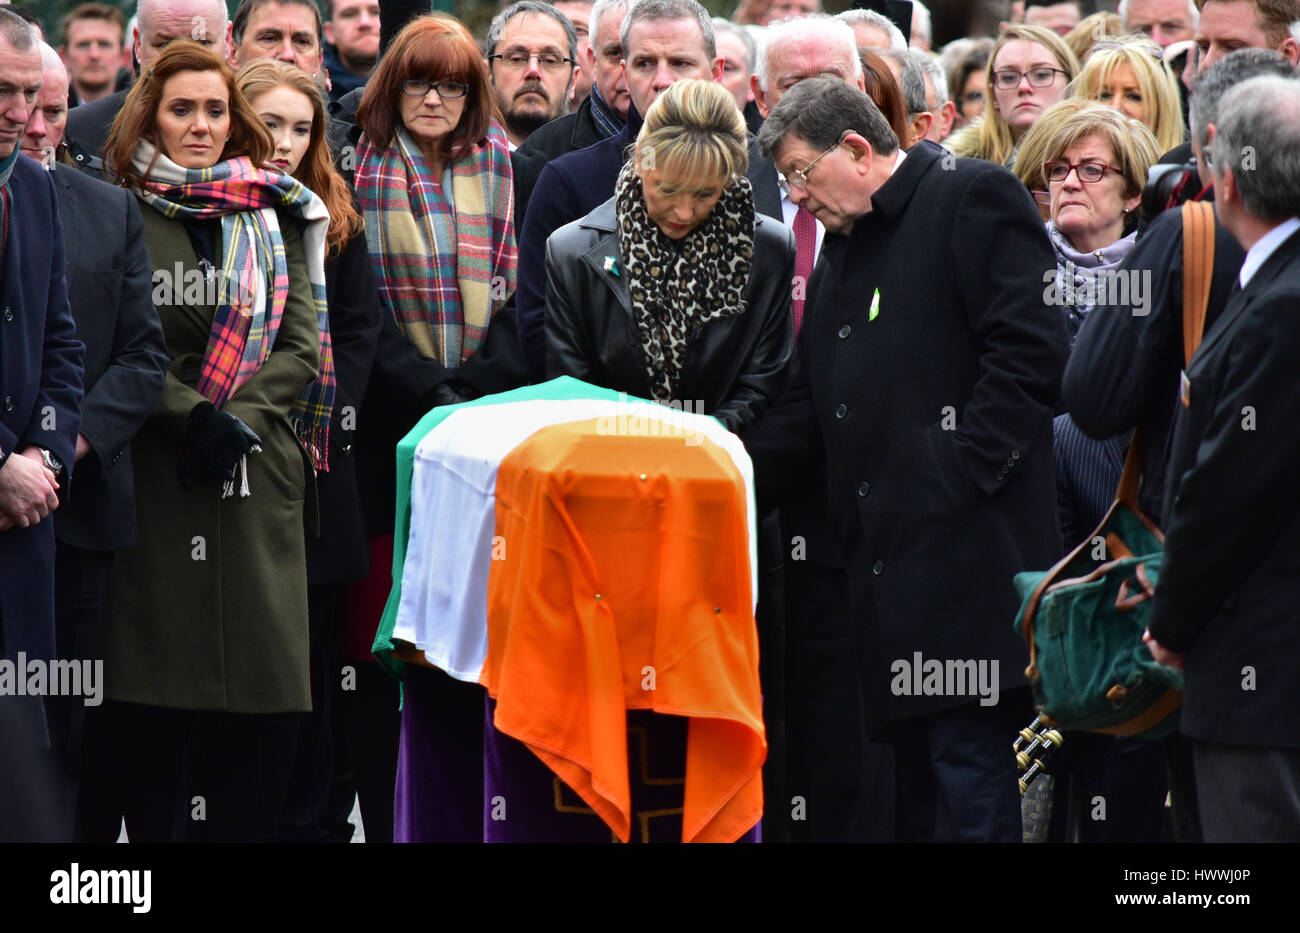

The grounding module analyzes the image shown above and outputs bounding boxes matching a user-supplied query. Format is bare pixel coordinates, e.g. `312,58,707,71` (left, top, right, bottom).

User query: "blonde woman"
1068,36,1186,153
545,79,795,434
946,24,1080,168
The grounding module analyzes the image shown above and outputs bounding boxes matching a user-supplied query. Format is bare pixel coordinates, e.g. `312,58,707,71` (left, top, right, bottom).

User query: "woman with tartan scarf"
91,42,330,842
347,13,527,842
545,79,795,435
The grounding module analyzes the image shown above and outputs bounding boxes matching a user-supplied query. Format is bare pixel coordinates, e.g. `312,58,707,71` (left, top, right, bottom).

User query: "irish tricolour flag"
374,377,765,843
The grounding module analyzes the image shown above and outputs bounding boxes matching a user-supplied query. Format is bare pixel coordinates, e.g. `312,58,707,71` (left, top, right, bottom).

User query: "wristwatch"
37,446,65,480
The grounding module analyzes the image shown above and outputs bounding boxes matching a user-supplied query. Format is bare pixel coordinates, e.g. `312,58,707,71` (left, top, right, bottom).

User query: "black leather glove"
425,381,469,409
178,402,262,488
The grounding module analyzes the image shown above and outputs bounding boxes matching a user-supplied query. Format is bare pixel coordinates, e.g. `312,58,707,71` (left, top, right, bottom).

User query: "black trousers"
82,700,298,843
1194,740,1300,842
783,561,894,842
48,543,113,842
279,584,355,842
891,690,1031,842
334,660,401,843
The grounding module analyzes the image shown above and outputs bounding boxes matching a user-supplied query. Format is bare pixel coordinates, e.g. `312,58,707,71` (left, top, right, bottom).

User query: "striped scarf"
354,123,516,366
133,141,335,471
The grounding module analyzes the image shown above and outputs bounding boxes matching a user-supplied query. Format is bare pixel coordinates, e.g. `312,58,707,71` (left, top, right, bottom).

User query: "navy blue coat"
0,156,85,659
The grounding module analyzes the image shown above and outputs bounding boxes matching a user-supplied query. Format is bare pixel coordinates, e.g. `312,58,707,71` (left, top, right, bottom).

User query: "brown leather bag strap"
1181,200,1215,365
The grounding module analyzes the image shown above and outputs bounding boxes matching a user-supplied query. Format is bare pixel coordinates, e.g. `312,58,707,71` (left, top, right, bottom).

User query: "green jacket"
100,204,320,713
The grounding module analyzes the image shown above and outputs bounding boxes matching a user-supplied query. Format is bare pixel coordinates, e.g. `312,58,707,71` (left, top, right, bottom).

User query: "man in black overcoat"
747,78,1069,842
1144,74,1300,842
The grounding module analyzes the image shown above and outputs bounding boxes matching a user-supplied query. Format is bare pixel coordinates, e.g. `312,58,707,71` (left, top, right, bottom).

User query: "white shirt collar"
1239,216,1300,288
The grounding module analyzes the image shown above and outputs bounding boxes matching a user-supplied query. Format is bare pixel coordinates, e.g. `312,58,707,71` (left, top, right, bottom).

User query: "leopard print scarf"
615,162,754,403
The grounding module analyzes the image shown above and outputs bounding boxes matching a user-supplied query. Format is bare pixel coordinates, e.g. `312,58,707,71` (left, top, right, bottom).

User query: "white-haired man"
65,0,229,156
1146,74,1300,842
1121,0,1199,46
835,8,907,50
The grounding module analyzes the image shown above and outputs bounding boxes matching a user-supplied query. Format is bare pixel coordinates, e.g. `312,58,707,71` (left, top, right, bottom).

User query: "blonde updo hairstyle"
633,79,749,196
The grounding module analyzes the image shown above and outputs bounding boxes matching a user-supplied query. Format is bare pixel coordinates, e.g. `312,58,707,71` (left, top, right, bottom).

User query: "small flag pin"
869,288,881,321
603,256,620,276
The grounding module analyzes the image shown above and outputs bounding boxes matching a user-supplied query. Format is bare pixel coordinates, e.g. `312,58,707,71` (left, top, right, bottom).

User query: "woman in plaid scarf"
93,42,326,843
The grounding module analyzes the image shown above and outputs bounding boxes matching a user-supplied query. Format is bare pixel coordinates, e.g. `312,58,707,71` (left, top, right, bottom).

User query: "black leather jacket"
544,197,795,434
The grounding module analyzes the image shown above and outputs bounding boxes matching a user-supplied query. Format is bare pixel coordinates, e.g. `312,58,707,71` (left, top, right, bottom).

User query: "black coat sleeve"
325,232,383,456
77,189,168,476
711,229,796,434
949,169,1069,495
1148,288,1300,651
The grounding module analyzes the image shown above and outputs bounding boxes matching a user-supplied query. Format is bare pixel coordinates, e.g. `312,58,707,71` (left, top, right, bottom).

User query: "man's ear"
711,55,724,83
936,100,956,140
842,131,873,166
910,111,933,147
751,74,770,118
1283,35,1300,66
324,22,336,47
225,22,238,68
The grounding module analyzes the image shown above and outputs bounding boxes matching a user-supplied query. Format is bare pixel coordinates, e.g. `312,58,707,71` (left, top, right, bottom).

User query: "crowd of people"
1,0,1298,845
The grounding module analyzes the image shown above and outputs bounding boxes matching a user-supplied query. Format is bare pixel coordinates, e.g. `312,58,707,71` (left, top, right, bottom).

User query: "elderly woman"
1068,36,1186,154
97,41,329,842
546,79,795,434
349,12,526,843
947,24,1079,167
1029,101,1161,342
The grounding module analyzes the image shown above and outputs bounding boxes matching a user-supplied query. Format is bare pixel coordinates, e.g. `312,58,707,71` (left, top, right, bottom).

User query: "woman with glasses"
545,79,794,435
1068,36,1186,154
947,25,1079,168
1032,102,1171,840
1029,101,1160,341
350,13,526,842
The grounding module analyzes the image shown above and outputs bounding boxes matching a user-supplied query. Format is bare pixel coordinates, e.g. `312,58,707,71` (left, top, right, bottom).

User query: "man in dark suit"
1144,74,1300,843
21,42,168,842
0,14,84,842
516,0,782,378
518,0,629,165
748,78,1069,842
65,0,229,158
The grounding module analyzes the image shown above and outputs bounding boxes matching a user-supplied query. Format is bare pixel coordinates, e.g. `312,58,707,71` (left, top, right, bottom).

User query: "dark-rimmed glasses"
992,67,1069,90
401,79,470,98
1044,160,1123,184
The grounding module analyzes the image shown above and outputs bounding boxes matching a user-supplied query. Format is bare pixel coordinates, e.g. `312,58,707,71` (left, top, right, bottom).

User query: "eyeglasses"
401,79,470,99
785,132,850,189
1044,160,1123,184
992,67,1070,90
488,51,574,72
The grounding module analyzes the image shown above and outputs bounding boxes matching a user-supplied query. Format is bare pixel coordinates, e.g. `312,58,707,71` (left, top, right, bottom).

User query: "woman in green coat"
92,42,331,843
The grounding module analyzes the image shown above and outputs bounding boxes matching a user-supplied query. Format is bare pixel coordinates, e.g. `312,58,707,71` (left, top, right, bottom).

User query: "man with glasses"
749,78,1068,842
519,0,629,164
486,1,579,149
